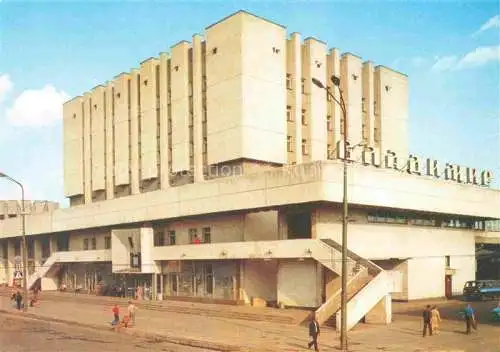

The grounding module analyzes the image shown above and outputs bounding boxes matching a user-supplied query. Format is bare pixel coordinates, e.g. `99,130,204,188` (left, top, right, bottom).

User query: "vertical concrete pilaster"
192,34,205,182
34,238,42,271
7,240,15,285
130,69,140,195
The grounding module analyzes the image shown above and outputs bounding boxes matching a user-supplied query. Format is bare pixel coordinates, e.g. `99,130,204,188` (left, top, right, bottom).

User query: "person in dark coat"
422,305,432,337
14,291,23,311
307,312,320,351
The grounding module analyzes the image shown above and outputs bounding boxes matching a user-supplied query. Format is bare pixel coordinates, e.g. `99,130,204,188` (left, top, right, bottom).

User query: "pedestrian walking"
307,312,320,351
14,291,23,311
430,305,442,334
111,304,120,331
422,305,432,337
127,301,137,326
10,292,17,308
463,304,477,334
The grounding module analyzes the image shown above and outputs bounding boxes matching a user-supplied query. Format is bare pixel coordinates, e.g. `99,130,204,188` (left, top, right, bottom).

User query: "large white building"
1,11,499,331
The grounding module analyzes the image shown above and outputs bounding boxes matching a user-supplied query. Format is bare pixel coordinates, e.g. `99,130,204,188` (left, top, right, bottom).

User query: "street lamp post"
0,172,29,311
312,76,349,351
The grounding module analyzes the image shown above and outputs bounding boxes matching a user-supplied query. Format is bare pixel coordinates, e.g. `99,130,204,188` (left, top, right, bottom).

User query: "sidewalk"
0,296,338,352
1,294,498,352
0,288,307,325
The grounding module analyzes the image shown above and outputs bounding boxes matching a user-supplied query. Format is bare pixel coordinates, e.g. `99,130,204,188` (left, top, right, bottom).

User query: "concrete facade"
61,11,410,206
1,10,499,330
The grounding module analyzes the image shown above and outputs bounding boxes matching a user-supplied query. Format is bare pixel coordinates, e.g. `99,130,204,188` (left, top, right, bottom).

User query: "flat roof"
304,36,327,46
206,10,285,30
375,65,408,77
139,56,158,65
170,40,190,49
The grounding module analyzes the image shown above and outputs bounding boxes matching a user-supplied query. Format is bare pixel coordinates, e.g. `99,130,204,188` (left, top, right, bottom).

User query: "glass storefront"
161,260,237,300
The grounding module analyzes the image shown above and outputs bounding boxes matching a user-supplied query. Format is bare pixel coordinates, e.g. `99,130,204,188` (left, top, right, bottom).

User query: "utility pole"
0,172,29,311
312,76,349,351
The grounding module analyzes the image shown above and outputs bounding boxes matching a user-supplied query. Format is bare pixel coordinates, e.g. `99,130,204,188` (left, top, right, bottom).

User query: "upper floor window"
301,139,308,155
202,137,208,154
189,228,200,244
286,106,293,122
327,115,333,131
168,230,176,245
104,236,111,250
91,237,97,250
287,136,293,152
202,76,207,92
286,74,292,90
301,109,307,126
154,230,165,247
83,238,89,251
202,227,211,243
327,144,334,160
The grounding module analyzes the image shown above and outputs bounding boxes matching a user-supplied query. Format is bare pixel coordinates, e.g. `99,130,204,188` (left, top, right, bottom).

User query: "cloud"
6,85,69,126
473,14,500,36
0,74,12,104
455,45,500,69
431,46,500,71
431,56,458,71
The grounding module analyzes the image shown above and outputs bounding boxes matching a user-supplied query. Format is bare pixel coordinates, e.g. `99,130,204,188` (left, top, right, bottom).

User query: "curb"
0,308,243,352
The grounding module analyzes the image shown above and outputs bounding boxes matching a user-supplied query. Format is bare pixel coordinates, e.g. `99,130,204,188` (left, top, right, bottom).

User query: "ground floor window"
162,261,236,300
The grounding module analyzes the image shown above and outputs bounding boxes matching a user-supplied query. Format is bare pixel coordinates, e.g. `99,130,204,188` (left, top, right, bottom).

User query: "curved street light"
0,172,29,311
312,76,349,351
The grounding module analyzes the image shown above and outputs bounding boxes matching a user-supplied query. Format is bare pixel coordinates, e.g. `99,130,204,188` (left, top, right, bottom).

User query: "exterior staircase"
27,250,112,290
27,255,58,289
314,238,391,331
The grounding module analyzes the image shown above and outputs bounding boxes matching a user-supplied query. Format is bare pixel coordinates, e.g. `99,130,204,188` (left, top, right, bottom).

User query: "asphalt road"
0,312,218,352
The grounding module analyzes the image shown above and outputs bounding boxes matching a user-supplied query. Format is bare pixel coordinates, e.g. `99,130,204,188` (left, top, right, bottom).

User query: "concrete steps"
323,274,373,327
0,289,308,325
316,272,372,326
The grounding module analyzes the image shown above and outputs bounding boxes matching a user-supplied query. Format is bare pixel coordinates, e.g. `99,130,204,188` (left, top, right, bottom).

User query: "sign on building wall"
336,141,495,188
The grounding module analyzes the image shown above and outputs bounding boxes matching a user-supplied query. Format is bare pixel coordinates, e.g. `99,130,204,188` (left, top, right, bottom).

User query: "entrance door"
445,275,452,299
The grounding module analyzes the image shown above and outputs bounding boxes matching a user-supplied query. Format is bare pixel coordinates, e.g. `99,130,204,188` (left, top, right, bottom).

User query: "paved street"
0,313,215,352
0,295,498,351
